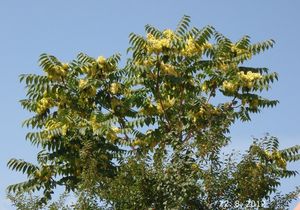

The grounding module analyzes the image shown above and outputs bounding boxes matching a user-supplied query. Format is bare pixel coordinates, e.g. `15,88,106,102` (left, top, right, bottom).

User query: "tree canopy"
8,15,300,209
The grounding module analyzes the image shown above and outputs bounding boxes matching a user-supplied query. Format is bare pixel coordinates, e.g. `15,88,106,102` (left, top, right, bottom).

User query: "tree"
7,191,72,210
8,15,300,209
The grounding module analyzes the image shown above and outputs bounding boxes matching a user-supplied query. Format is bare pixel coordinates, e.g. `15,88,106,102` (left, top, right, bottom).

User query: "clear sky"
0,1,299,209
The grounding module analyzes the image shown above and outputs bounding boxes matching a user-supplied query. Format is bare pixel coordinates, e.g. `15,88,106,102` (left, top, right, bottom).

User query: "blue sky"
0,0,299,209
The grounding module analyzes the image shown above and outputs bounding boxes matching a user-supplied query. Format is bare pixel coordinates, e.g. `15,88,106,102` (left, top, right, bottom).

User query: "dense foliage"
8,16,300,209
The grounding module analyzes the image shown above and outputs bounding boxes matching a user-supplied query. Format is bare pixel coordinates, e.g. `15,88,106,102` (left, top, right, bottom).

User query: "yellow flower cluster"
217,63,237,72
78,79,97,97
162,29,176,39
275,156,287,169
188,107,204,123
238,71,262,88
231,45,244,55
46,64,68,81
156,96,175,114
132,138,144,147
222,71,262,93
97,56,106,65
181,37,200,56
111,126,121,133
146,33,171,54
134,57,155,69
109,83,120,94
79,79,88,89
143,59,154,67
156,103,164,114
203,42,213,50
106,132,117,142
201,83,208,92
196,107,206,117
36,98,54,114
191,163,199,171
124,88,132,97
222,81,237,93
181,38,212,57
106,126,121,142
90,115,101,132
61,124,68,136
238,71,262,81
192,105,221,123
218,63,228,71
264,150,287,169
61,63,69,70
81,56,108,78
160,63,178,77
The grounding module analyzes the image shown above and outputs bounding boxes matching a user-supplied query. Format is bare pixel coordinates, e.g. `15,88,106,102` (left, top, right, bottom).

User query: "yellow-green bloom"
97,56,106,65
161,63,178,76
45,65,67,81
181,37,201,56
36,97,53,114
222,81,237,93
61,124,68,136
79,79,88,89
162,29,175,39
146,33,171,54
238,71,262,82
110,83,120,94
111,126,121,133
61,63,69,70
